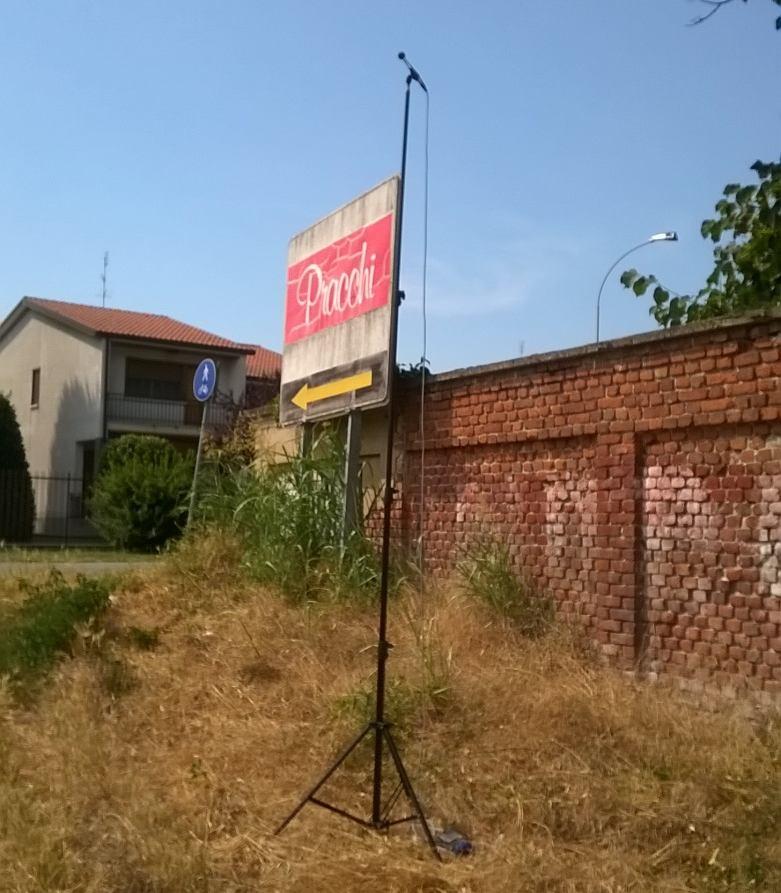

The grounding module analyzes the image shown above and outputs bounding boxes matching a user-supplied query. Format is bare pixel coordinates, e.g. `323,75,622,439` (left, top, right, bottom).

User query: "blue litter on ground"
434,827,473,856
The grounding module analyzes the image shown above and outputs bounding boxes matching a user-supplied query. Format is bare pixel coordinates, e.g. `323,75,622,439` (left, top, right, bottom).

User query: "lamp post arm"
595,240,649,343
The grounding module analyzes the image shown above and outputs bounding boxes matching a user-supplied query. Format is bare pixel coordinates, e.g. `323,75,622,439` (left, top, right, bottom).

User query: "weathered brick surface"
391,314,781,695
640,427,781,696
402,439,601,633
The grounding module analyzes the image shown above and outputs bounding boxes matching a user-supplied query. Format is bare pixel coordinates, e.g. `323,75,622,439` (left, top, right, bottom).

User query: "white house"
0,296,278,535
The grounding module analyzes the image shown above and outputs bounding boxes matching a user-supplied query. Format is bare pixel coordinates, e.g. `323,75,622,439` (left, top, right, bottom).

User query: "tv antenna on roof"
101,251,109,307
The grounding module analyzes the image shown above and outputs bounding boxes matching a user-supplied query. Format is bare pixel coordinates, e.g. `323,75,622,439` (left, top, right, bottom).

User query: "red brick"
393,318,781,700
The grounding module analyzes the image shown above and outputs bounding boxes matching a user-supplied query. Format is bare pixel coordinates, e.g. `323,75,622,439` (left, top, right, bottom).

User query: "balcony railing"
106,393,234,429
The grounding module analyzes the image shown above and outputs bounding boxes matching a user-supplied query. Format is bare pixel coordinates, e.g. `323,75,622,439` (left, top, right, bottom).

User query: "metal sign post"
276,54,439,859
341,409,363,548
186,358,217,528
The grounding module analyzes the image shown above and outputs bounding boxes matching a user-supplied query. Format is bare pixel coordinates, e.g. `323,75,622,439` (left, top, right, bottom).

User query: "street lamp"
596,231,678,343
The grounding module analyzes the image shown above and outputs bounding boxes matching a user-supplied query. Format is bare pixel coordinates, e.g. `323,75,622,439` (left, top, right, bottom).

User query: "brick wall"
392,313,781,699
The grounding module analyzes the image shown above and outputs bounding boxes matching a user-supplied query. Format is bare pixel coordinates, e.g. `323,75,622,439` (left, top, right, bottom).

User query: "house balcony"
105,393,234,432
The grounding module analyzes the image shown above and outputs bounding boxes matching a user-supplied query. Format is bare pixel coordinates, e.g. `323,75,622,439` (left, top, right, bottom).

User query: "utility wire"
418,88,430,580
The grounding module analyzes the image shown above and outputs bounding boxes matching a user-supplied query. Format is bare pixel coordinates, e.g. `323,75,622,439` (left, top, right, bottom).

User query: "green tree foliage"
0,394,35,541
689,0,781,30
622,158,781,327
89,434,193,551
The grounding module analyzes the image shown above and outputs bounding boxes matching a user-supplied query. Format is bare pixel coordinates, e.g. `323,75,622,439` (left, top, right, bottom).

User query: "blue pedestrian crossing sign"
193,358,217,402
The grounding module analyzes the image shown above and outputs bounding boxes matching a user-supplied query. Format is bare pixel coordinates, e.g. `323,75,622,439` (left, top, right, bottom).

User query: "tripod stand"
275,54,439,860
274,715,439,859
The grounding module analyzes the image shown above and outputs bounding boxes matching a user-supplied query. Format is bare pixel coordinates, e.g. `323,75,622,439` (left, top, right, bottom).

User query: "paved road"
0,560,155,578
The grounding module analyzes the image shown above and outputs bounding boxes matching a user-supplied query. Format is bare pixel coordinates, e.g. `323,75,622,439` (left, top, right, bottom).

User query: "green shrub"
89,435,193,551
333,676,451,733
0,393,35,541
458,535,554,637
197,428,378,601
334,606,453,734
0,571,112,693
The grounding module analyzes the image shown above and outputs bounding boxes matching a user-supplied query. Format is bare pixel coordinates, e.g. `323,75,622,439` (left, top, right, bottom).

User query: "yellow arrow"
292,369,373,410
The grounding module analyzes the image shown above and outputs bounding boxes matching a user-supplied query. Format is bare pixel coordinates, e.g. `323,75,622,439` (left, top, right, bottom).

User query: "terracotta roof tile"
246,344,282,379
26,297,253,353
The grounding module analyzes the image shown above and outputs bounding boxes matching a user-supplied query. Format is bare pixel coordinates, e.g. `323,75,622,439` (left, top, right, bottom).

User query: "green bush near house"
0,393,35,542
89,434,193,551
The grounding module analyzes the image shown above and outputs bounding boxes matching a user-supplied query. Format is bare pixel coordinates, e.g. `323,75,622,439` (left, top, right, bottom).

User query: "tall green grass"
458,535,554,636
196,429,379,601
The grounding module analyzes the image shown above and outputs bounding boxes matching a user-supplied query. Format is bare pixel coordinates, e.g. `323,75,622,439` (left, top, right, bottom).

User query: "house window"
124,358,193,402
31,368,40,406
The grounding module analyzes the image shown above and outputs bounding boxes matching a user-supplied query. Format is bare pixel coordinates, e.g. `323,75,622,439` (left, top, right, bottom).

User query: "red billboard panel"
284,212,394,346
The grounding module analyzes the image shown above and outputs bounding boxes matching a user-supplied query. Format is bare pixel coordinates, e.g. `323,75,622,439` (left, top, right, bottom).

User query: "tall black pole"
276,60,439,858
371,74,412,826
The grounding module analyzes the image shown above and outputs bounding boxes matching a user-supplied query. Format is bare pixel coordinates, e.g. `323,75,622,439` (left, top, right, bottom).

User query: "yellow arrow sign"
292,369,373,410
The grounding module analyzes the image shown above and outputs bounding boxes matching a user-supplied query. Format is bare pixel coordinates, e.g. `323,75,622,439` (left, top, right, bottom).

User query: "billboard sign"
280,176,400,425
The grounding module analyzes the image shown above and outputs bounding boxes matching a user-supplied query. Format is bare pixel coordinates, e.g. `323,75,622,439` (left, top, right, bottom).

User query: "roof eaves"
24,297,99,339
0,298,27,345
1,297,98,346
105,332,256,355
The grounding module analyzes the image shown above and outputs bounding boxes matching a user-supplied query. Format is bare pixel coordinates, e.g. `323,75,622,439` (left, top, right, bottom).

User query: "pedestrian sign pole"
187,358,217,528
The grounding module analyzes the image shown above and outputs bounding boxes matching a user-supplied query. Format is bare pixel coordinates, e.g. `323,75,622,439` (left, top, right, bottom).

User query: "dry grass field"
1,534,779,892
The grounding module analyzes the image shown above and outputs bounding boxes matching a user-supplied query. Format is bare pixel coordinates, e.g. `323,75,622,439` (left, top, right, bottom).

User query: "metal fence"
106,393,234,429
0,471,96,543
32,474,95,541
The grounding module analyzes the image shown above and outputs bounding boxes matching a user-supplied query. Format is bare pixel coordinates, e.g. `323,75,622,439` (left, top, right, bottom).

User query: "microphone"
398,52,428,92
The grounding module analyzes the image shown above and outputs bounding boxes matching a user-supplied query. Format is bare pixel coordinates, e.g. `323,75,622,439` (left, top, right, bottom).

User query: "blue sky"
1,0,779,372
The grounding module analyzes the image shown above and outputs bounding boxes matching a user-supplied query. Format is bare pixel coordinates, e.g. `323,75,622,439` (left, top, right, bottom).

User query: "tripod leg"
383,728,441,861
275,723,373,835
